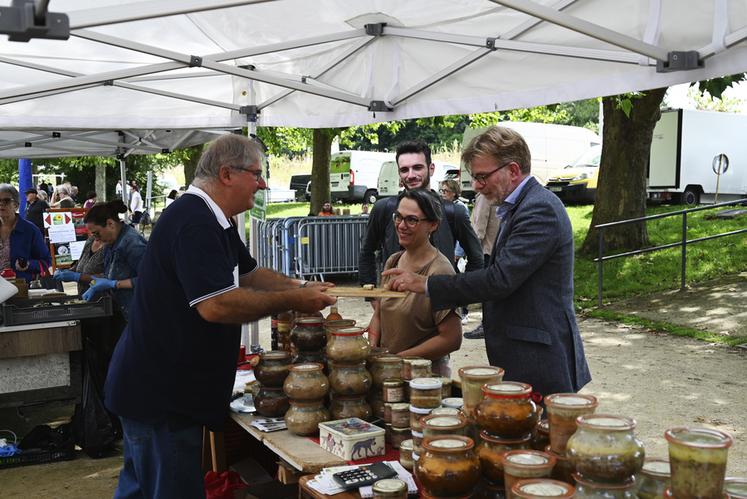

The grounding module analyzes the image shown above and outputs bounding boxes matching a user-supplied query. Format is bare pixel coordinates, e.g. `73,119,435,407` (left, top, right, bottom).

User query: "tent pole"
118,156,129,212
18,159,32,216
243,85,261,353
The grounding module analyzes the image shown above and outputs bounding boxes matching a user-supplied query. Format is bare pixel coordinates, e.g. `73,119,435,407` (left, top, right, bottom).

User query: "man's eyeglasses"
231,166,263,182
0,198,15,206
393,212,429,228
470,161,514,186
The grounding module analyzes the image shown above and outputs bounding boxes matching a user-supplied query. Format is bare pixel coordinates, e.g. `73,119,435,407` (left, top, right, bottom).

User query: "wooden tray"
324,286,407,299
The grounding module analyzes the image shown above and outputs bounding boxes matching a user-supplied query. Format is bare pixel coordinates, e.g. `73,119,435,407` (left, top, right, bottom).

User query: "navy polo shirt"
104,186,257,430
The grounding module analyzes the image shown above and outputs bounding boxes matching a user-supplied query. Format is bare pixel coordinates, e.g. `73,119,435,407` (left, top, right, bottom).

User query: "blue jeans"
114,417,205,499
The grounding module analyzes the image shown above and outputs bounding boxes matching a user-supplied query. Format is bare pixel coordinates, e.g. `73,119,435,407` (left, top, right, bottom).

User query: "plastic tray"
0,447,75,469
1,295,113,326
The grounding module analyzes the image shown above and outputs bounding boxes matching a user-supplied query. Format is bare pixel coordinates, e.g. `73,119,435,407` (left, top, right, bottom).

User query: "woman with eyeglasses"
0,184,52,282
367,188,462,376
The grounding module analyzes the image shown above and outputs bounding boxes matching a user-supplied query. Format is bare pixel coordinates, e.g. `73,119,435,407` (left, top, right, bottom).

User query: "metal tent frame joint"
486,37,497,50
365,23,386,36
656,51,703,73
189,55,203,68
0,0,70,42
368,100,392,112
240,105,260,122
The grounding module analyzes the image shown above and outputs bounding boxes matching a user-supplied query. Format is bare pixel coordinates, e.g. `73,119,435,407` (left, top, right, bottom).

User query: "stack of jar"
544,393,599,485
368,354,403,420
290,316,327,365
253,350,291,417
283,362,330,436
664,426,733,499
402,357,432,398
326,326,372,421
408,376,443,461
270,310,293,352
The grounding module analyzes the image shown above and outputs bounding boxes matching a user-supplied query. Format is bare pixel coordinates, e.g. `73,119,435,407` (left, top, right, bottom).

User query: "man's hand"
290,287,337,314
382,268,427,294
303,281,335,290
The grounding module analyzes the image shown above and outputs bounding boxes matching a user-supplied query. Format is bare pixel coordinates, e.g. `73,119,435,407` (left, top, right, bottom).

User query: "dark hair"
167,189,178,199
84,199,127,226
397,188,442,223
396,140,432,168
85,191,97,200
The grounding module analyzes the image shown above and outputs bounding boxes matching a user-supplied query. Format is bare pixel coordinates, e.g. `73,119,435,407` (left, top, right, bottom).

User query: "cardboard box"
318,418,385,461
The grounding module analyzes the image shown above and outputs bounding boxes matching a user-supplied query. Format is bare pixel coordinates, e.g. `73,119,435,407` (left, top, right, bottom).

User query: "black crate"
0,446,75,469
1,295,113,326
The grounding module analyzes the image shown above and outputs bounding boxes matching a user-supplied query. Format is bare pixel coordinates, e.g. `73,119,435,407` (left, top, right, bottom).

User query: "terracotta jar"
665,426,734,499
532,420,550,451
326,327,371,362
724,478,747,499
511,478,575,499
328,360,371,396
370,355,404,387
284,398,330,436
475,382,539,438
416,436,481,498
372,478,408,499
572,473,637,499
477,431,532,485
502,450,557,499
636,459,671,499
283,363,329,400
254,350,292,388
422,414,469,440
458,366,505,419
544,393,598,454
545,446,575,485
330,395,372,421
254,386,290,417
567,414,645,483
290,317,326,352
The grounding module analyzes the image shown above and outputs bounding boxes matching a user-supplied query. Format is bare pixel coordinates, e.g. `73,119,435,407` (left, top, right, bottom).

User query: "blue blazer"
428,177,591,396
10,216,52,282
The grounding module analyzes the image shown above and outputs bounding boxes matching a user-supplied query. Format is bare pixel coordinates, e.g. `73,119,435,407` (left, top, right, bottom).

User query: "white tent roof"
1,0,746,157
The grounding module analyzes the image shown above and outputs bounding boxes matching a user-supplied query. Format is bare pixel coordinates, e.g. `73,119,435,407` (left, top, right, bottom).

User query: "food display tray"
1,295,113,326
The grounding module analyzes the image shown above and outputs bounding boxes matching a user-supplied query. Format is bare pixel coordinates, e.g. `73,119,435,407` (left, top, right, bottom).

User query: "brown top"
379,251,455,354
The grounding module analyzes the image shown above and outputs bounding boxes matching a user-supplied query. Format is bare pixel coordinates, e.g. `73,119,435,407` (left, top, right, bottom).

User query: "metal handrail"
595,198,747,306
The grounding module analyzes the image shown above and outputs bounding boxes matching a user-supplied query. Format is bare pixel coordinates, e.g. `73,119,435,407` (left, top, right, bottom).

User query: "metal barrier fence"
256,215,369,280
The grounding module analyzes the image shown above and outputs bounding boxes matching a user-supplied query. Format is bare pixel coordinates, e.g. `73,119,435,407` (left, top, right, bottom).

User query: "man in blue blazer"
384,126,591,397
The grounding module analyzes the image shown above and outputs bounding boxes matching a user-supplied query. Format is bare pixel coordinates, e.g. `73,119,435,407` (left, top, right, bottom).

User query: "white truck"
329,150,395,203
648,109,747,205
460,122,600,199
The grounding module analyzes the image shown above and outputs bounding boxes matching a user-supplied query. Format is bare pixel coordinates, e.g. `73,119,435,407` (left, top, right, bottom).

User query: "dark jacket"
428,177,591,396
103,223,147,319
359,193,483,285
9,216,52,281
25,199,49,234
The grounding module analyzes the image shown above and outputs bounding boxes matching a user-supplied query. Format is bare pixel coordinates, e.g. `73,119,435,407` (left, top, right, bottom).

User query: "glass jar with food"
409,377,443,409
532,420,550,451
566,414,645,483
390,426,410,450
284,399,330,436
330,395,372,421
724,477,747,499
370,355,404,387
328,360,371,396
283,363,329,400
399,439,414,471
254,386,290,417
416,436,481,498
369,393,386,419
410,405,433,433
544,393,598,454
390,402,410,428
402,357,432,380
475,382,539,438
324,318,356,330
442,397,464,410
458,366,505,419
664,426,734,499
290,317,326,352
411,430,423,456
572,473,637,498
544,445,574,485
477,430,532,485
422,414,468,440
366,346,390,369
292,350,326,366
434,376,452,399
636,459,671,499
502,450,557,499
326,327,371,362
431,407,461,417
254,350,292,388
382,378,405,403
511,478,575,499
372,478,408,499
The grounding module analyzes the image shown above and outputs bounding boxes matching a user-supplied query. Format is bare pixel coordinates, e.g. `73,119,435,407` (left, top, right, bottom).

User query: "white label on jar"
520,482,568,496
642,460,671,475
430,438,467,449
507,453,548,465
463,367,500,376
587,416,628,428
552,395,593,406
428,416,461,427
487,382,524,392
384,386,405,401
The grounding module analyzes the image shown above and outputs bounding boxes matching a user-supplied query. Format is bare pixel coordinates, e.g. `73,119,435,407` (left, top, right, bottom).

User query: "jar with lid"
502,450,556,499
636,459,670,499
402,357,431,380
276,310,293,352
254,386,290,417
442,397,464,410
372,478,408,499
566,414,645,483
324,318,356,331
544,393,598,454
431,406,461,417
410,405,433,432
416,436,481,498
284,399,330,436
434,376,452,399
283,363,329,400
458,366,505,419
330,395,372,421
382,378,405,403
290,317,326,352
572,473,637,499
366,347,390,370
422,414,468,440
532,420,550,451
254,350,292,388
292,350,326,366
409,377,443,409
411,430,424,456
369,393,386,419
545,446,574,485
475,382,539,438
370,355,404,387
391,426,410,449
477,431,532,485
326,327,371,362
399,439,414,471
383,402,394,423
724,477,747,499
511,479,575,499
328,361,371,396
664,426,734,499
390,403,409,428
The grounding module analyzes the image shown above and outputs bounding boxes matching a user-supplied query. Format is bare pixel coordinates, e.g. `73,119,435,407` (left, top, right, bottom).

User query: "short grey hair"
0,184,20,205
56,185,71,196
194,134,262,180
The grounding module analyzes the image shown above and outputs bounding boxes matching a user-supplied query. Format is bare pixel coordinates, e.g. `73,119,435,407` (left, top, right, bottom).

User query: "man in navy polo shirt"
105,134,336,499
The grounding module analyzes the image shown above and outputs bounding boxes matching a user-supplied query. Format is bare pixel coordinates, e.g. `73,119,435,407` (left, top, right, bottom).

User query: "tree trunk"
95,164,107,201
182,145,202,186
310,129,336,215
580,88,668,255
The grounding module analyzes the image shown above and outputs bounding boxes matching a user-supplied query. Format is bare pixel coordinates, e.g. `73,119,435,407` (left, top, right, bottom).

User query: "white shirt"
130,190,143,212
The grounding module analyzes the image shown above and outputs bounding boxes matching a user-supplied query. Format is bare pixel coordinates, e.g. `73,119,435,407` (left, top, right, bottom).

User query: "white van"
377,160,460,198
460,122,600,199
329,150,395,203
